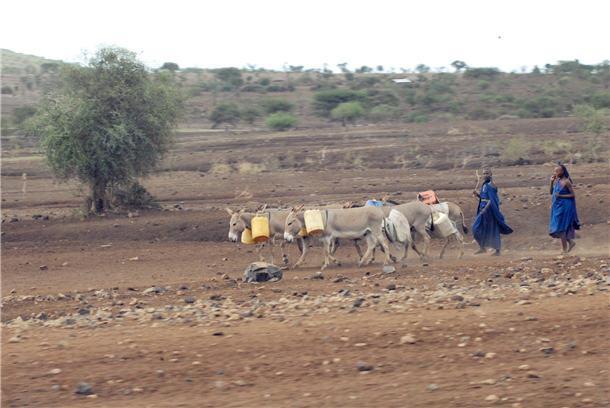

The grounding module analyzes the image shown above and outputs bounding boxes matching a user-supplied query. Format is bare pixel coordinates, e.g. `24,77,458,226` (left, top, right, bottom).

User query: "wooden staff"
472,170,481,197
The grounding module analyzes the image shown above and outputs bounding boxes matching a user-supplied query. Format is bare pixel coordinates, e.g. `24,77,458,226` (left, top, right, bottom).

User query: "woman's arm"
557,180,575,198
549,177,555,195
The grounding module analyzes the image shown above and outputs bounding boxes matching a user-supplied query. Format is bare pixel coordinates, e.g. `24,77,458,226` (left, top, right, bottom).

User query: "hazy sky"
1,0,608,72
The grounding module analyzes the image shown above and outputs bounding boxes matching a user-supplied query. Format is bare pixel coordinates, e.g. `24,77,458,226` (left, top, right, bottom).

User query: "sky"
1,0,609,72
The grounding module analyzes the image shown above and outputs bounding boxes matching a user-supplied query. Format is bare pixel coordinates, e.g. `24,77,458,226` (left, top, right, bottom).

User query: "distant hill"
1,49,65,75
2,49,609,130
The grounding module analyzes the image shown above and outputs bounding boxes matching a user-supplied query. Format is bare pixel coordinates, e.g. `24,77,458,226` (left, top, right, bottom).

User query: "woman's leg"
560,236,568,253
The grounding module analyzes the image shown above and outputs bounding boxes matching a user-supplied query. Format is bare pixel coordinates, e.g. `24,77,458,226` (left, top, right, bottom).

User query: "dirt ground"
2,118,609,407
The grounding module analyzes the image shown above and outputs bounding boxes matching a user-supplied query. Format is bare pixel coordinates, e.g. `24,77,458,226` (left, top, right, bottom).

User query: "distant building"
391,78,413,84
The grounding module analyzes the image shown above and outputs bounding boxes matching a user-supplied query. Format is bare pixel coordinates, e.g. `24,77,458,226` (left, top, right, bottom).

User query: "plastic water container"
251,216,270,243
304,210,324,235
432,212,457,237
241,228,255,244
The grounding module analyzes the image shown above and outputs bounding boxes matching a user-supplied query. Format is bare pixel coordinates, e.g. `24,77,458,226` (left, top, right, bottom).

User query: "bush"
160,62,180,71
241,106,261,124
313,89,367,116
12,105,37,125
368,104,402,122
574,104,608,135
331,101,365,125
590,92,610,109
210,103,240,128
266,112,297,131
406,112,429,123
262,99,294,114
266,84,294,92
112,181,159,209
1,85,13,95
464,67,501,79
520,96,560,118
258,77,271,86
501,137,531,162
213,67,243,89
240,84,266,93
366,89,400,107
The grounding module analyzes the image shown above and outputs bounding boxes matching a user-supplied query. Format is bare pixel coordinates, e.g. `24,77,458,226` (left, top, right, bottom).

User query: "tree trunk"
90,181,107,214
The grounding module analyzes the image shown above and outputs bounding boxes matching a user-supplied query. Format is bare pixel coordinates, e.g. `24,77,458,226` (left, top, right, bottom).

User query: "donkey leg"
279,239,289,265
358,236,376,267
377,234,393,266
439,238,450,259
256,243,265,262
293,237,308,269
455,233,465,259
321,237,332,270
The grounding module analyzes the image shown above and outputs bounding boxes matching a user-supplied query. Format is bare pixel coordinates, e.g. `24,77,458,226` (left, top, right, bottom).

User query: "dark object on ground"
243,262,283,283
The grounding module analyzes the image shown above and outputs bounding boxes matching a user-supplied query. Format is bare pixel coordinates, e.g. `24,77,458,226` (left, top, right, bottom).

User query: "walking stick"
472,170,481,197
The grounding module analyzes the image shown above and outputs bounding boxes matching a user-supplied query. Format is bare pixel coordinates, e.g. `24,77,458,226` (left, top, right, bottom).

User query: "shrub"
258,77,271,86
210,103,240,128
266,84,294,92
266,112,297,131
590,92,610,108
213,67,243,88
464,67,501,79
112,181,159,209
240,84,266,93
478,80,491,90
12,105,37,125
160,62,179,71
331,101,365,126
520,96,560,118
574,104,608,135
1,85,13,94
313,89,367,116
501,137,531,162
406,112,429,123
241,106,261,124
262,99,294,114
368,104,402,122
367,89,400,107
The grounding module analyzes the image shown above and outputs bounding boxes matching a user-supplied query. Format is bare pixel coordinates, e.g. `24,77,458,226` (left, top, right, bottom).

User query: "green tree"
27,47,182,214
214,67,243,88
261,98,294,114
266,112,297,131
210,102,241,128
450,60,467,72
331,101,365,126
160,62,180,71
313,89,367,116
241,106,261,124
416,64,430,73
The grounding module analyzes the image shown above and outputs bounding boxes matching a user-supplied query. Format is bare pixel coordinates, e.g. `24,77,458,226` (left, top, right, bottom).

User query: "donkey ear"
226,208,234,215
238,208,246,214
295,204,305,212
260,203,268,212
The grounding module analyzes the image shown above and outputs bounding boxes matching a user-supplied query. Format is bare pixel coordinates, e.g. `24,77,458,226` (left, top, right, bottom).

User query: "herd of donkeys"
226,198,469,271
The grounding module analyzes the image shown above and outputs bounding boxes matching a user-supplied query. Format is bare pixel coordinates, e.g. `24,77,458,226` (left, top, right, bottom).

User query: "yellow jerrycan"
251,215,270,243
241,228,255,244
304,210,324,235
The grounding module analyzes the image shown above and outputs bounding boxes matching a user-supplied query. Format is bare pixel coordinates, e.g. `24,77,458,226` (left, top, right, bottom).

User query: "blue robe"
472,181,513,250
549,180,580,239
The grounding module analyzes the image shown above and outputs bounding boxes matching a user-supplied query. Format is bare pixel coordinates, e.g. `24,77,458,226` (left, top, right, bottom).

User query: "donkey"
380,201,435,262
226,208,306,266
284,206,392,270
428,201,468,259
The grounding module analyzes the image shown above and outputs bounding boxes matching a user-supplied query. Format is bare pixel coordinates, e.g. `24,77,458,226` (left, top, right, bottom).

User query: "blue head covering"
558,162,572,182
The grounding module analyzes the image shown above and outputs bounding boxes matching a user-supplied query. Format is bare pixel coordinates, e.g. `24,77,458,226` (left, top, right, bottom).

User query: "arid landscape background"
1,50,609,407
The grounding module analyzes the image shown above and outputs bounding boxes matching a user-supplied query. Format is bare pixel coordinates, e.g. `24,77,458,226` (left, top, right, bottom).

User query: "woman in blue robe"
549,163,580,253
472,169,513,255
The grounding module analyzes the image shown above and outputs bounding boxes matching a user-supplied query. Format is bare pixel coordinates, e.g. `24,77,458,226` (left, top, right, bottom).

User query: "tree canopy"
27,47,182,213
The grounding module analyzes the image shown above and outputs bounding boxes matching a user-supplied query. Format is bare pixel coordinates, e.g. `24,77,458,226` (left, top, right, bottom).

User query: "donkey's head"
226,208,247,242
283,204,304,242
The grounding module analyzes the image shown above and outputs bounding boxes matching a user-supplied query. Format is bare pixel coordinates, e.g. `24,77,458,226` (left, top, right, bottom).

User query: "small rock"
451,294,464,302
427,383,439,391
400,334,417,344
353,298,365,308
485,394,499,402
356,361,374,372
8,336,21,343
49,368,62,375
212,331,224,336
184,296,196,304
518,364,530,370
39,265,48,271
75,382,93,395
382,265,396,274
386,283,396,291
